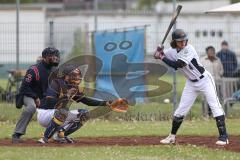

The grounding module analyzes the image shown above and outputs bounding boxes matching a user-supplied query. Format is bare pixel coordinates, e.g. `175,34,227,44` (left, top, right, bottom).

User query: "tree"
231,0,240,3
138,0,160,9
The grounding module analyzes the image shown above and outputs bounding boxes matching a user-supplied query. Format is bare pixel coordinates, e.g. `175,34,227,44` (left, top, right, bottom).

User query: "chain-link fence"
0,16,240,117
1,19,240,64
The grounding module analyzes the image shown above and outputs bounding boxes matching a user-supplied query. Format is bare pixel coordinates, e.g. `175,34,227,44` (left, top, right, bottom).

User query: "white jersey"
164,44,205,80
162,43,224,118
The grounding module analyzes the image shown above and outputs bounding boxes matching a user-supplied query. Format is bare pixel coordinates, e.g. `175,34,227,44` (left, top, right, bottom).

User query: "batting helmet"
172,29,188,41
170,29,188,48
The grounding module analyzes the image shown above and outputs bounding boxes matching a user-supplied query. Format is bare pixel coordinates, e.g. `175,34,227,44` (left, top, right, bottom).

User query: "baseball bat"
160,5,182,47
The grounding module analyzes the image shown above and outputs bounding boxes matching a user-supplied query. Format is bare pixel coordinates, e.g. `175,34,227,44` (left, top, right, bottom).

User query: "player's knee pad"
77,109,90,122
173,116,184,123
44,118,61,139
53,108,68,125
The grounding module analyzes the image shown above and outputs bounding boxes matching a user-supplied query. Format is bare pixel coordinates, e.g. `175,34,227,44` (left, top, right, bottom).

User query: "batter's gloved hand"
154,45,165,60
107,98,128,113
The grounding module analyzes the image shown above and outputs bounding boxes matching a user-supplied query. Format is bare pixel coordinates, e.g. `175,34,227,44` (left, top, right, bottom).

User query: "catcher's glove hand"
107,98,128,113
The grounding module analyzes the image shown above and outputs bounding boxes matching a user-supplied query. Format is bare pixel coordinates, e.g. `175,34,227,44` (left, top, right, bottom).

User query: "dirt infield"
1,136,240,152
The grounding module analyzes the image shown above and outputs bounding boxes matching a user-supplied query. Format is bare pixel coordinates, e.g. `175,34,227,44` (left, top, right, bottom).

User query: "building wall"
0,9,45,64
49,13,240,58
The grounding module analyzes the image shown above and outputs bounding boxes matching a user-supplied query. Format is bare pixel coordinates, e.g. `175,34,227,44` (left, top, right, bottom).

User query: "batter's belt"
190,74,204,82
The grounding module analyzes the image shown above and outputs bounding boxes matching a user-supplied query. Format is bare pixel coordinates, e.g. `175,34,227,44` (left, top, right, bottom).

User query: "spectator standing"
217,41,237,77
201,46,223,80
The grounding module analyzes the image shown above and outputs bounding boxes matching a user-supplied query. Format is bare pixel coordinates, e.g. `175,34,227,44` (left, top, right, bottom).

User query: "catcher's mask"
42,47,60,66
170,29,188,48
65,68,83,87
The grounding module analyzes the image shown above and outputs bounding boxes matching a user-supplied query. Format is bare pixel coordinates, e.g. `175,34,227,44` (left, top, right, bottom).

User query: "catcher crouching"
37,65,128,144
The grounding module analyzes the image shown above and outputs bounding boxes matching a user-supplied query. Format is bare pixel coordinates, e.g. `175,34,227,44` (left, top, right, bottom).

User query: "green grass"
1,119,240,160
1,119,240,139
1,107,240,160
148,73,186,102
1,74,240,159
2,101,240,123
0,102,24,122
0,145,240,160
0,78,8,89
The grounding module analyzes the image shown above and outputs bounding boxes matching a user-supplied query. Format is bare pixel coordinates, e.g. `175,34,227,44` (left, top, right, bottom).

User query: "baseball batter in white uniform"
154,29,229,145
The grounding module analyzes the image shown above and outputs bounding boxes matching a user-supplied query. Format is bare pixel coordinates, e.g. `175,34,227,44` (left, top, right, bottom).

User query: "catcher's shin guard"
44,117,63,139
77,109,90,123
62,120,82,136
59,109,88,137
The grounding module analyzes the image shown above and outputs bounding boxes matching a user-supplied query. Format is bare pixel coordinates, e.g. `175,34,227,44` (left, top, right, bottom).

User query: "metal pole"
94,0,98,31
172,0,177,111
16,0,20,92
49,21,54,47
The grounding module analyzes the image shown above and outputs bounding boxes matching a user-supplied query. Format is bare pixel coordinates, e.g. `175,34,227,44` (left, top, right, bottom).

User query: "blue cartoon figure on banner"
94,29,145,104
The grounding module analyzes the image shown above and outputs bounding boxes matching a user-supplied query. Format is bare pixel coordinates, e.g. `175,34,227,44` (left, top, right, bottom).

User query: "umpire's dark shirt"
19,61,53,100
39,78,107,109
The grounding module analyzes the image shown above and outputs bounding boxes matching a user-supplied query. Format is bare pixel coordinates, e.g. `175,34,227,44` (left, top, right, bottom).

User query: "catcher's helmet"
68,68,82,86
172,29,188,41
61,64,82,86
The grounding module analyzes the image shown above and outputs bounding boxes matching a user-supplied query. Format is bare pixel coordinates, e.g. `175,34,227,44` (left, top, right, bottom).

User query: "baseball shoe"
216,139,229,145
37,137,48,144
53,132,62,140
52,132,74,144
160,134,176,144
64,136,74,143
216,135,229,145
12,133,23,143
52,132,65,143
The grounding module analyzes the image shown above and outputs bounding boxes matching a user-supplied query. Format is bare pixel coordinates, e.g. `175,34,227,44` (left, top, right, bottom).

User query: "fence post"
16,0,20,93
172,0,178,112
84,23,89,53
49,21,54,47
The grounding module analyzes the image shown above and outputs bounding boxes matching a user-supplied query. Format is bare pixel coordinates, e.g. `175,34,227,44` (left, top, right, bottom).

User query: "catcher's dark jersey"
39,78,107,109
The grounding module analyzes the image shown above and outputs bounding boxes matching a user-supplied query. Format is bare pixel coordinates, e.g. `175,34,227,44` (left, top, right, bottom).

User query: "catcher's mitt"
107,98,128,113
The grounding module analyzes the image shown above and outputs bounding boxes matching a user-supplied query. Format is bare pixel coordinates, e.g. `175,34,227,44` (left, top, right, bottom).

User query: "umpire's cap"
172,29,188,41
42,47,60,57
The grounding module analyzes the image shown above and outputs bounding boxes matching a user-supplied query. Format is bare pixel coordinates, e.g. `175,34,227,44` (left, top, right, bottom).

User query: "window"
203,30,208,37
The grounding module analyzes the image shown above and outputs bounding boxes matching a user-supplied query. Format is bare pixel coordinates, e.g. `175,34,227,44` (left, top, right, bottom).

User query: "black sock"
171,116,184,135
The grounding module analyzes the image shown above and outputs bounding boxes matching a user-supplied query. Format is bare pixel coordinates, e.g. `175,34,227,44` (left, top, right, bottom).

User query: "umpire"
12,47,60,143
